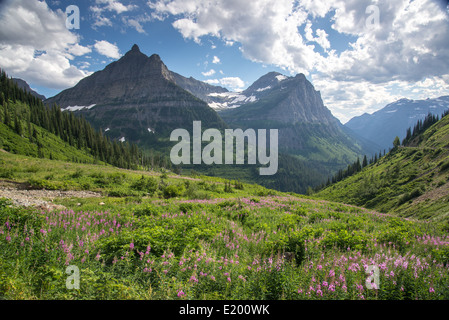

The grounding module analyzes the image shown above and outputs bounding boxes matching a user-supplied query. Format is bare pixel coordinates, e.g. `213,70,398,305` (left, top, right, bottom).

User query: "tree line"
401,111,449,146
0,69,169,171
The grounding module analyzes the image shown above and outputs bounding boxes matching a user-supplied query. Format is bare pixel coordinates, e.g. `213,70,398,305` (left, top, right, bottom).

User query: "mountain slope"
45,44,226,147
345,96,449,150
316,113,449,222
12,78,45,100
219,72,379,168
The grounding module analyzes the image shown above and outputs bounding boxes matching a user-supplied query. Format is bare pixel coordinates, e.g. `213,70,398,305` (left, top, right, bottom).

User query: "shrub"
440,160,449,172
162,184,184,199
131,175,158,194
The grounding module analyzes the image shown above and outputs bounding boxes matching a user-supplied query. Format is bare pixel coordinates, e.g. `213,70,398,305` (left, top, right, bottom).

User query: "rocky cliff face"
170,71,229,104
219,72,378,164
45,44,226,145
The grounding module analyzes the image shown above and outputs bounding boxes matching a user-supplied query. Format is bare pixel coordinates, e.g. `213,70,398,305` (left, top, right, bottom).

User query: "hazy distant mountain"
45,44,226,146
345,96,449,150
12,78,45,100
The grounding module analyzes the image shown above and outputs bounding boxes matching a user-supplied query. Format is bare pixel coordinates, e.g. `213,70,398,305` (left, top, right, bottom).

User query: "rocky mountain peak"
131,44,140,52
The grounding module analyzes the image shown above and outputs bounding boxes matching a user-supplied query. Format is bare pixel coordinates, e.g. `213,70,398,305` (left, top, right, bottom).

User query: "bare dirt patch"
0,182,102,211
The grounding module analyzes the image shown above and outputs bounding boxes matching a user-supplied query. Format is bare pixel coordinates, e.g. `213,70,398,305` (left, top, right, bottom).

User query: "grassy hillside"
1,151,449,300
316,114,449,222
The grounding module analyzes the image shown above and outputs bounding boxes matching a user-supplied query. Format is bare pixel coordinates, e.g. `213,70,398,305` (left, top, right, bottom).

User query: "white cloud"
149,0,449,121
212,56,220,64
204,77,245,91
202,69,216,77
122,13,153,34
219,77,245,91
149,0,315,74
0,0,91,89
94,40,121,59
204,79,220,85
92,16,113,28
91,0,137,29
94,0,136,14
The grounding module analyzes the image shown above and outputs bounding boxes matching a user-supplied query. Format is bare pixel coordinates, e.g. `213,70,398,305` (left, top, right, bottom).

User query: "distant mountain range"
345,96,449,150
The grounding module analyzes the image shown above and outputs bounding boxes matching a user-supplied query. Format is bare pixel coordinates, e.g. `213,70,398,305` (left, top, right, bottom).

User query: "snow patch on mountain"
62,104,96,112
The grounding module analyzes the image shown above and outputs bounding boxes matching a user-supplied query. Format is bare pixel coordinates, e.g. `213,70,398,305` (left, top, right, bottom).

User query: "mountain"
170,71,229,104
219,72,379,169
45,44,226,147
345,96,449,150
317,111,449,221
12,78,45,100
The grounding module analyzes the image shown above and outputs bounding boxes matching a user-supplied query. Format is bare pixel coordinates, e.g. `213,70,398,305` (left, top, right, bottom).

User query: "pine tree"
14,111,22,136
362,155,368,168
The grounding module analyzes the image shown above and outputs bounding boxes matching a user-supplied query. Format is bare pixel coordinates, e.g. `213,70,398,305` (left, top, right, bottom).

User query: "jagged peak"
131,44,140,52
149,53,162,62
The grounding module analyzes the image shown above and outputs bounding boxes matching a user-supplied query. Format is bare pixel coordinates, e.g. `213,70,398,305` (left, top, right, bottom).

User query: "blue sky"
1,0,449,123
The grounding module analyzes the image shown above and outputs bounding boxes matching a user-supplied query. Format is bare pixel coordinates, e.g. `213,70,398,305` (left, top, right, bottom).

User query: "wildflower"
227,277,231,282
130,242,134,250
429,287,435,293
177,290,185,298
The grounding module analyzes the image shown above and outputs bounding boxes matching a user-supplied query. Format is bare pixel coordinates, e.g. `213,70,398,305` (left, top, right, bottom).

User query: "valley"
1,51,449,301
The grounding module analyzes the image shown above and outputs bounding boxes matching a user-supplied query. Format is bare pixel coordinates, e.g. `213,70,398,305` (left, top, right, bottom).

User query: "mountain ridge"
345,96,449,150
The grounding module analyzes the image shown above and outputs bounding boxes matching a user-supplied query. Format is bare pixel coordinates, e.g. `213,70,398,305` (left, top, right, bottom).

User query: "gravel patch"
0,185,102,211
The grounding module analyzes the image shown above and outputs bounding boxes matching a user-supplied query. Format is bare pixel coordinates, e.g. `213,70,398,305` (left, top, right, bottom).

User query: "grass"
0,152,448,300
315,115,449,223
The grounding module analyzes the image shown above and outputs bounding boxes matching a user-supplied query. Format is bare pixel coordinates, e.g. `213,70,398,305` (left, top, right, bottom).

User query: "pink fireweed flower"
177,290,185,297
130,243,134,250
429,287,435,293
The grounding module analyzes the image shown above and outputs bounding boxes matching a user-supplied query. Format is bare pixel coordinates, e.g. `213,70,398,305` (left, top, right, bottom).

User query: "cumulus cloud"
94,40,121,59
202,69,216,77
212,56,220,64
148,0,449,120
93,0,136,14
0,0,91,89
148,0,315,74
90,0,137,29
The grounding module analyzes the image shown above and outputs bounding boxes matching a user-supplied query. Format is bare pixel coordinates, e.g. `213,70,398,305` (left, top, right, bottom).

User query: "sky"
0,0,448,123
